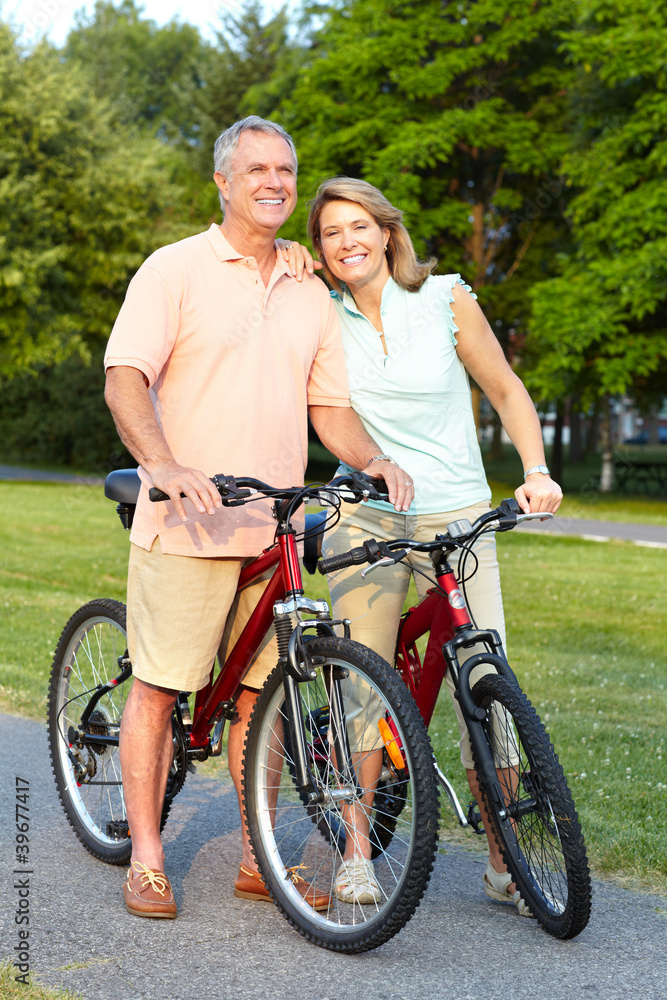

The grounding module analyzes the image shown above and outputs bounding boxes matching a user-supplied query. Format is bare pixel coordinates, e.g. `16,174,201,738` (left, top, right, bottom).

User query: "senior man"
104,115,413,919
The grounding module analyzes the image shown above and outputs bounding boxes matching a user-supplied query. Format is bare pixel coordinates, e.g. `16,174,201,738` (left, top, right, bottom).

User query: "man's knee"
130,677,179,716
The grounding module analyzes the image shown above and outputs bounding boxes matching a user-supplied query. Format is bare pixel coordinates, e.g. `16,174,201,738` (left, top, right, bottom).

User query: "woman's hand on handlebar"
359,458,414,512
514,473,563,516
148,461,223,522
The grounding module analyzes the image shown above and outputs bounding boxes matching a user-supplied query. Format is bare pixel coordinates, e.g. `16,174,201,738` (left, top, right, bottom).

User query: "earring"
384,244,388,252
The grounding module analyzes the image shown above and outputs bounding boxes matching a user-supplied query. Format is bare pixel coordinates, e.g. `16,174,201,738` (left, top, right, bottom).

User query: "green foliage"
1,1,664,470
0,23,195,380
193,1,306,183
65,0,209,144
0,350,132,471
525,0,667,405
280,0,577,346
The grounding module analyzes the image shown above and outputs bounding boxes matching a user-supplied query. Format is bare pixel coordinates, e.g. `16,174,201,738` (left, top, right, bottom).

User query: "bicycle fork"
276,613,361,806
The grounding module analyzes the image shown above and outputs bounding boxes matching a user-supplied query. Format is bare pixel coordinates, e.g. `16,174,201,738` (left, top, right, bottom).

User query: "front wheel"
47,600,173,865
243,637,439,953
471,672,591,938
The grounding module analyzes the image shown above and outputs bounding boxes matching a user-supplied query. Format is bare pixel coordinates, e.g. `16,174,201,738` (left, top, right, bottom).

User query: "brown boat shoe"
234,863,331,911
123,861,177,919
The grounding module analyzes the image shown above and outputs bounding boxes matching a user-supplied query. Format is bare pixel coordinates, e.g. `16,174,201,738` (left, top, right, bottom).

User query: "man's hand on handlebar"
147,461,223,522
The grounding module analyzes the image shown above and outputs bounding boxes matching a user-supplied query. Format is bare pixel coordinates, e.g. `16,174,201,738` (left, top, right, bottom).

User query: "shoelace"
337,858,377,888
286,863,308,884
130,861,169,897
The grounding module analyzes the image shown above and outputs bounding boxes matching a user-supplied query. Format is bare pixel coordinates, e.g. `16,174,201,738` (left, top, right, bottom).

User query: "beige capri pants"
127,539,279,693
322,500,511,769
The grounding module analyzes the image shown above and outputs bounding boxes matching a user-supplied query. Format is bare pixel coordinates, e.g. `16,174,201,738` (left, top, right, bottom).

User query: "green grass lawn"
483,443,667,525
1,481,665,895
0,962,83,1000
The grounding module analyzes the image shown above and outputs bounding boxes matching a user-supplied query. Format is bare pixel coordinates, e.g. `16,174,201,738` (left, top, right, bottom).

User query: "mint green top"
332,274,491,514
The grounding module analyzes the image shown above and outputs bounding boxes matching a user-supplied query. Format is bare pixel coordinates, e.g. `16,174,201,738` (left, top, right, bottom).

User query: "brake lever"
517,511,555,522
361,550,408,578
212,474,254,506
361,557,397,578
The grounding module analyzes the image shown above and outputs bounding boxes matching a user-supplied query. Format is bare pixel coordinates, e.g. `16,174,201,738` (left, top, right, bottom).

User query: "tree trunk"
599,396,614,493
551,401,565,485
568,394,583,464
489,412,504,462
647,402,660,446
585,397,601,457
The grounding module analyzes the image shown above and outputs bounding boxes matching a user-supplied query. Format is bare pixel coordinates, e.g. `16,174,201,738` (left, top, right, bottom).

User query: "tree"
275,0,582,463
0,24,194,379
281,0,577,303
194,1,306,179
525,0,667,473
64,0,209,145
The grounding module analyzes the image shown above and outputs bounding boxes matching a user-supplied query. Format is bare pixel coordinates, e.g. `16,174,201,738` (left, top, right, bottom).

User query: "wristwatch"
523,465,550,479
368,453,397,466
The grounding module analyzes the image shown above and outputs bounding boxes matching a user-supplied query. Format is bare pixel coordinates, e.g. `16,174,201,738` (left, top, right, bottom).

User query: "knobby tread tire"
243,637,439,952
47,599,171,865
471,671,591,939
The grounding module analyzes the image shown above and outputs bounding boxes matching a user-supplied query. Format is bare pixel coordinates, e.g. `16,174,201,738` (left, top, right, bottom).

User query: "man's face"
215,131,297,239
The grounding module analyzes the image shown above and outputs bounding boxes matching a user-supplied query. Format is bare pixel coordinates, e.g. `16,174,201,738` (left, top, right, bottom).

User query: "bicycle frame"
394,545,519,776
395,552,494,723
189,544,284,748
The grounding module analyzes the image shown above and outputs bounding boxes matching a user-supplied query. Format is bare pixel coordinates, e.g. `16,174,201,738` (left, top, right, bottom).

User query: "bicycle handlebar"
148,471,389,507
317,499,554,574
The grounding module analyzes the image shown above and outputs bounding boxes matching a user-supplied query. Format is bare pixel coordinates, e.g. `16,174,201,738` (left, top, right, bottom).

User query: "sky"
2,0,278,47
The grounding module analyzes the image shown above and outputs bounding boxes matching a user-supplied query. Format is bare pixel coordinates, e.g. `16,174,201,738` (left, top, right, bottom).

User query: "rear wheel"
243,637,439,952
471,671,591,938
47,600,173,865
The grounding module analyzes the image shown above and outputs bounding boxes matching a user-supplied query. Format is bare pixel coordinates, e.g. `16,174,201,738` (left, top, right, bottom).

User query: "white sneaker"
335,857,382,905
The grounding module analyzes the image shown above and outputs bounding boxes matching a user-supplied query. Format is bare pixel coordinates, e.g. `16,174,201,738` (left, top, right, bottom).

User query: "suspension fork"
446,643,519,813
277,614,359,803
321,661,358,794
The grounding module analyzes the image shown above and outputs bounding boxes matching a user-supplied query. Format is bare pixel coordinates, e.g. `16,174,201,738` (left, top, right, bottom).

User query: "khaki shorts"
127,540,279,693
322,501,513,769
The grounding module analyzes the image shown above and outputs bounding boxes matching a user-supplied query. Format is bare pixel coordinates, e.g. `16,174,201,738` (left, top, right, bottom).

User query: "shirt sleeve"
104,263,181,387
435,274,477,347
306,292,350,407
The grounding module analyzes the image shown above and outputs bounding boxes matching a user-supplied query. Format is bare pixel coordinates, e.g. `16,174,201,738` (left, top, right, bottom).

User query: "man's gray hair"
213,116,298,180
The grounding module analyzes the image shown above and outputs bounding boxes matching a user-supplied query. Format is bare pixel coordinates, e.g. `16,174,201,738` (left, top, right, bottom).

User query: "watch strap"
524,465,550,479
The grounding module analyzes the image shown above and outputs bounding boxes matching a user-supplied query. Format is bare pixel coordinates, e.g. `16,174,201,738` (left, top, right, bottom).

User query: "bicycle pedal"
466,801,485,835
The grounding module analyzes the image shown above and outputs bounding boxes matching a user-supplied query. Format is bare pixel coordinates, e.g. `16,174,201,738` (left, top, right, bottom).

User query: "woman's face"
318,200,390,290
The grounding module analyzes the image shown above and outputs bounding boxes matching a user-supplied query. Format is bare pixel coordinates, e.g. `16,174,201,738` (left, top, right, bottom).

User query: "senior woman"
298,176,562,910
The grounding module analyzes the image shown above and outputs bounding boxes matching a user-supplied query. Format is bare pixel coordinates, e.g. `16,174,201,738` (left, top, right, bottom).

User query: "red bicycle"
47,470,439,953
317,499,592,939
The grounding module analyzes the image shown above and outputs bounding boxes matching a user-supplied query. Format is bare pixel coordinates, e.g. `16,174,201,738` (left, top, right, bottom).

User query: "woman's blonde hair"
307,177,436,294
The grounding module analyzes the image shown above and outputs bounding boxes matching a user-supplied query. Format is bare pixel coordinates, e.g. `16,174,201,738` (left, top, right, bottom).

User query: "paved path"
1,714,665,1000
517,514,667,548
0,464,104,485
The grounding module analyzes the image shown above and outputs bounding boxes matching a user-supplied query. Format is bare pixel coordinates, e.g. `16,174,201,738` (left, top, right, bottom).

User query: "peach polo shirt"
104,224,350,557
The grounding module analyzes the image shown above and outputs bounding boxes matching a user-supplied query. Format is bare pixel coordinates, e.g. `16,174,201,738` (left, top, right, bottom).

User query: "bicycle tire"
471,671,591,938
243,637,439,952
47,599,171,865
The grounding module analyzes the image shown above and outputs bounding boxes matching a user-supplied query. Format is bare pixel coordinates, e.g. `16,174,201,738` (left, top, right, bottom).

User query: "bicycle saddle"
104,468,141,504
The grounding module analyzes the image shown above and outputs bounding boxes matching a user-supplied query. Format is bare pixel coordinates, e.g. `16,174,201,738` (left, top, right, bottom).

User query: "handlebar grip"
149,487,173,502
318,546,368,575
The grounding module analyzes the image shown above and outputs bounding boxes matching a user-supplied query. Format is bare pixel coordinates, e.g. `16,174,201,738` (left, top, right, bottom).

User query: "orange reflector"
378,717,405,770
